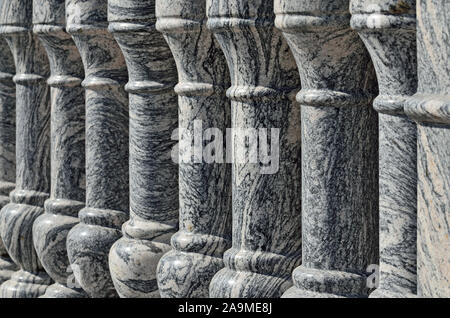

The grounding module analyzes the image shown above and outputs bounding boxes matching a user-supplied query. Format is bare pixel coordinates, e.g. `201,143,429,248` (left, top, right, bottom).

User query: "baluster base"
0,270,52,298
109,236,172,298
157,249,225,298
40,282,87,298
282,266,369,298
67,207,127,298
369,287,417,298
209,267,293,298
0,255,17,284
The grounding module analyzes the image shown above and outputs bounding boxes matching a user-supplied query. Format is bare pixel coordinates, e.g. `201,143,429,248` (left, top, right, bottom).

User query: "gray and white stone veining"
0,0,53,298
405,0,449,298
65,0,129,298
350,0,418,298
31,0,87,298
207,0,303,298
155,0,231,298
275,0,379,298
0,35,18,286
107,0,179,298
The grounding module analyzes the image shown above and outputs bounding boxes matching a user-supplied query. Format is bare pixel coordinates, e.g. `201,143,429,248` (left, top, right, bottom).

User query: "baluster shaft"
0,35,18,286
66,0,129,298
207,0,302,298
275,0,379,298
32,0,87,298
0,0,52,298
156,0,232,298
350,0,418,297
107,0,179,298
405,0,450,298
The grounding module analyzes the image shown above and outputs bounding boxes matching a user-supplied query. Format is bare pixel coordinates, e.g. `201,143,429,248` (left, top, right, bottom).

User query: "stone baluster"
31,0,87,298
65,0,129,298
0,0,52,297
350,0,418,298
275,0,379,298
107,0,179,298
155,0,232,298
405,0,450,298
207,0,302,298
0,36,18,285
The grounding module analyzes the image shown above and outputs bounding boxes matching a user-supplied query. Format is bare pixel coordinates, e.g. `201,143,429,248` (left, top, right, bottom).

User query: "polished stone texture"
0,35,18,286
351,0,418,298
156,0,231,298
276,0,379,298
66,0,129,298
207,0,302,298
0,0,53,298
107,0,179,298
31,0,87,298
405,0,449,298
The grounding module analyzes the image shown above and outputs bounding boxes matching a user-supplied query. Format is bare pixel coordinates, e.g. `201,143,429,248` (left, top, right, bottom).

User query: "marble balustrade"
0,0,447,299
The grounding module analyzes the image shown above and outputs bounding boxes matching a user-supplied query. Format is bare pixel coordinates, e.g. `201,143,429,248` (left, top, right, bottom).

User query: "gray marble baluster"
155,0,231,298
107,0,179,298
0,36,18,286
405,0,449,298
31,0,87,298
65,0,129,298
350,0,418,298
275,0,379,298
0,0,53,298
207,0,302,298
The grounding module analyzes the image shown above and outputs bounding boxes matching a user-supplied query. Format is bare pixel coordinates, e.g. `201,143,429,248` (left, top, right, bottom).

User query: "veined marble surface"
66,0,129,298
276,0,379,298
0,0,53,298
0,35,18,286
405,0,449,298
350,0,418,298
31,0,87,298
107,0,179,298
207,0,302,298
156,0,232,298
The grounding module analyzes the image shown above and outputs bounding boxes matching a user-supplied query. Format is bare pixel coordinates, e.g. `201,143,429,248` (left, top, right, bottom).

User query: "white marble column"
156,0,232,298
0,0,52,298
66,0,129,298
0,36,18,286
405,0,450,298
351,0,418,298
107,0,179,298
207,0,302,298
32,0,87,298
275,0,379,298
